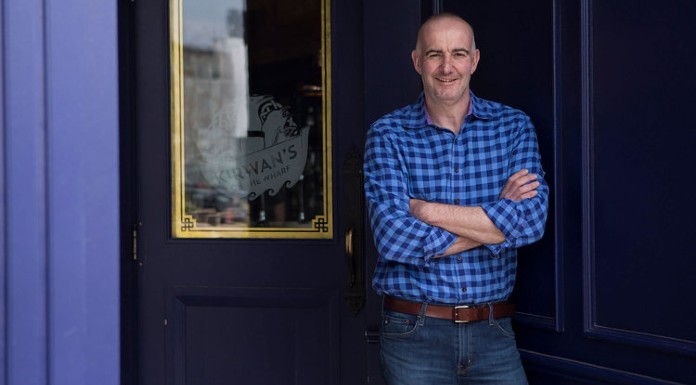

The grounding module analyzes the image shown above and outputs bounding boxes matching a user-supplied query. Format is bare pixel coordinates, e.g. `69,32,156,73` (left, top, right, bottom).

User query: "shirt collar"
407,91,493,129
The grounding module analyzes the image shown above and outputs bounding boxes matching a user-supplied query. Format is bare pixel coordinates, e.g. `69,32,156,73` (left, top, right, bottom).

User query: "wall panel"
443,0,562,331
440,0,696,383
2,0,120,384
583,0,696,356
522,350,684,385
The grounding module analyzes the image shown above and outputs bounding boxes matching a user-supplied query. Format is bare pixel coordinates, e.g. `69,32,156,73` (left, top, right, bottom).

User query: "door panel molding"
515,0,570,334
583,325,696,357
581,0,696,357
165,286,340,384
522,350,684,385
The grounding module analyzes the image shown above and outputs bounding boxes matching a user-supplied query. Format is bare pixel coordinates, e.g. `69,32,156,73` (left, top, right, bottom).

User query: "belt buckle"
453,305,471,323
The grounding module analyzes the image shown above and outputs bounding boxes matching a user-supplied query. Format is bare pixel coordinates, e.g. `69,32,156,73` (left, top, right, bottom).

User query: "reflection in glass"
171,0,331,238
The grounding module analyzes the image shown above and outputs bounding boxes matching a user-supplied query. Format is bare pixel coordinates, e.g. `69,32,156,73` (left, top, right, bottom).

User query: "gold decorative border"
170,0,333,239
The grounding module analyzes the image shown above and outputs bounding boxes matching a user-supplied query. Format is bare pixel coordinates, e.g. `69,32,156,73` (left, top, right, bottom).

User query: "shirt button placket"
453,166,461,204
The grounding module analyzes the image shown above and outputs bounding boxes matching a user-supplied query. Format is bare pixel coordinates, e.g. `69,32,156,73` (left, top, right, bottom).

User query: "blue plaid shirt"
364,92,549,305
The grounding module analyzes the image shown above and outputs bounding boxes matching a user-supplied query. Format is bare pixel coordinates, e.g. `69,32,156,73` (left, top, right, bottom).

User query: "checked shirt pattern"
364,92,549,304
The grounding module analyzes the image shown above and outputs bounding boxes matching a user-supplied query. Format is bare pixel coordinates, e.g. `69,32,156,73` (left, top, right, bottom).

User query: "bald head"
415,13,477,53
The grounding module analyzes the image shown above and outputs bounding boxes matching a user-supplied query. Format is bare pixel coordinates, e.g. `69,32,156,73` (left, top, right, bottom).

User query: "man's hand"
499,169,540,201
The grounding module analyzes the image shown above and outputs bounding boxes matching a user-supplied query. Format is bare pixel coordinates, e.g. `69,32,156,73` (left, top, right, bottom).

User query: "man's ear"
470,49,481,75
411,50,422,75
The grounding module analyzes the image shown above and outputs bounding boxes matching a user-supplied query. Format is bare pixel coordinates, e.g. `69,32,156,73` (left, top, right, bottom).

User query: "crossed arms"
364,114,549,265
409,169,541,257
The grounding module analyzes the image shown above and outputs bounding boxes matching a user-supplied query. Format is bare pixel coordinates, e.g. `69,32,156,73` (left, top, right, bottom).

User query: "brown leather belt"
384,296,515,323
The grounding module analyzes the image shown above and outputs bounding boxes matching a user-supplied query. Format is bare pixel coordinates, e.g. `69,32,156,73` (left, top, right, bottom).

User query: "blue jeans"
380,304,528,385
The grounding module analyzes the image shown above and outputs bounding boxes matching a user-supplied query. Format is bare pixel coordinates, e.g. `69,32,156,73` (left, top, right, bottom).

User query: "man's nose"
439,56,453,72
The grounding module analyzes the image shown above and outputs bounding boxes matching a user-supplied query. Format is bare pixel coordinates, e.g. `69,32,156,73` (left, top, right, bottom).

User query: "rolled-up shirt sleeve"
364,124,458,267
481,115,549,256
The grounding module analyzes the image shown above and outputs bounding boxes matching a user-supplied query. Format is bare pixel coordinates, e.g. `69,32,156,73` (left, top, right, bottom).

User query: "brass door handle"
345,228,355,287
342,149,365,315
345,228,354,258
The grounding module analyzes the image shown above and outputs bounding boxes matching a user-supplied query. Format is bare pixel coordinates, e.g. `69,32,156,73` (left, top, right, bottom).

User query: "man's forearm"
409,169,541,246
410,200,506,245
439,236,483,257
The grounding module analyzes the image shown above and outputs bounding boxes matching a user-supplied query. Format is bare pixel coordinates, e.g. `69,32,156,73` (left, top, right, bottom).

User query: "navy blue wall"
1,0,120,384
441,0,696,383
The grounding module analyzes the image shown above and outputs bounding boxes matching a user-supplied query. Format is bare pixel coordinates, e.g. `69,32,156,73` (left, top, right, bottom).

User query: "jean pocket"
381,310,421,339
491,316,516,338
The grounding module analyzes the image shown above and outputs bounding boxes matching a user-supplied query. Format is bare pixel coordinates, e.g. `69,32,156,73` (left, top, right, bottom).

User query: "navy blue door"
125,0,383,384
441,0,696,383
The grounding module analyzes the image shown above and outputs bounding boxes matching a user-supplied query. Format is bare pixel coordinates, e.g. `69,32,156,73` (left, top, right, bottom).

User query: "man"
363,13,549,384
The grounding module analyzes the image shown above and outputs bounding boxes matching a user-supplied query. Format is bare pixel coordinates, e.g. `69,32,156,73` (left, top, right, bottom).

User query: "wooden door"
122,0,379,384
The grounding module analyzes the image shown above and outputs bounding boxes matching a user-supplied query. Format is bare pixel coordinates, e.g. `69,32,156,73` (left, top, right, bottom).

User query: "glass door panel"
170,0,332,238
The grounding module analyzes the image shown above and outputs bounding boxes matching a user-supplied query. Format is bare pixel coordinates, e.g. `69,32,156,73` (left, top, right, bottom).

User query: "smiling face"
412,15,480,109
